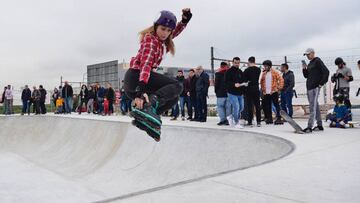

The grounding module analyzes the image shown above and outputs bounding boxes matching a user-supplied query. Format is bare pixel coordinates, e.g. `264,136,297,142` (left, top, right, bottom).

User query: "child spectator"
56,96,64,114
328,94,351,128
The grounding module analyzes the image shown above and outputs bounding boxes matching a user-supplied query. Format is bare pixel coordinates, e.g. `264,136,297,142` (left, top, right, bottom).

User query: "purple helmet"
154,10,177,30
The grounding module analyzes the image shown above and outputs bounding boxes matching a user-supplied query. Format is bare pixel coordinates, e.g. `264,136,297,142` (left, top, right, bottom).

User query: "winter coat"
62,85,73,98
105,88,115,102
79,88,89,101
195,71,210,96
215,66,229,97
282,70,295,93
260,69,284,95
32,89,41,101
189,76,198,99
87,89,95,100
39,88,47,103
21,88,32,101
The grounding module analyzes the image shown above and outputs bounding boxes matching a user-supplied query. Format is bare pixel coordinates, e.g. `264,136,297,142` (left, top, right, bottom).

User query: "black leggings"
124,69,182,114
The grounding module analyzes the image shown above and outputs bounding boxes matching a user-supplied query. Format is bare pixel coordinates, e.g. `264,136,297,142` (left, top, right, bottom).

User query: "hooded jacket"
215,66,229,97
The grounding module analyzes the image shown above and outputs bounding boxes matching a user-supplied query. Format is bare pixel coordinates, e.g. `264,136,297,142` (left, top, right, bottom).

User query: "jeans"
227,93,244,124
179,96,191,118
171,102,179,118
307,87,322,128
120,99,132,114
5,99,13,115
281,90,294,117
216,97,231,122
188,96,196,119
97,97,104,114
22,100,29,114
64,97,73,113
87,99,94,113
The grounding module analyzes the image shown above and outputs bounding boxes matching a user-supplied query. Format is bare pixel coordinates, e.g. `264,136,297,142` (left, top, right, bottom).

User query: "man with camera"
331,57,353,107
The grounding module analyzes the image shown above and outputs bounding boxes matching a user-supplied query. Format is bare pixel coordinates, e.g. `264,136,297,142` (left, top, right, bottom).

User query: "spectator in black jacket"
39,85,47,114
87,85,96,114
21,85,32,115
78,84,88,114
215,62,230,125
189,69,198,120
52,88,60,109
302,48,330,133
280,63,295,118
105,83,115,114
172,70,189,121
194,66,209,122
243,56,262,126
62,81,73,113
32,86,41,115
225,57,247,128
170,71,184,120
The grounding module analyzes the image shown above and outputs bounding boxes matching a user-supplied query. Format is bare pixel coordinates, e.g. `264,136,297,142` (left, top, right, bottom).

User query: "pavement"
0,113,359,203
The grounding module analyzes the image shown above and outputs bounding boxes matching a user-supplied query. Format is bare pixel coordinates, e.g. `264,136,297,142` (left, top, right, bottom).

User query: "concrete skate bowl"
0,116,294,202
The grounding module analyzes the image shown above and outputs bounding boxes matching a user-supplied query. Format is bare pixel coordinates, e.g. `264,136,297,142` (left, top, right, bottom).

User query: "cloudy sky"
1,0,360,90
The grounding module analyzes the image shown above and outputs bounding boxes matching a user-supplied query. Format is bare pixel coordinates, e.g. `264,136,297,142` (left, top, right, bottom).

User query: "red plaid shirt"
130,22,187,84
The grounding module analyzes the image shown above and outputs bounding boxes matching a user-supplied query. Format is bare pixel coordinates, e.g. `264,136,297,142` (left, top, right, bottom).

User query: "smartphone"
301,60,307,66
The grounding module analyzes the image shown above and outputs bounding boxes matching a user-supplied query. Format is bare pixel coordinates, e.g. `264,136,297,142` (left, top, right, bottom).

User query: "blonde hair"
139,25,175,55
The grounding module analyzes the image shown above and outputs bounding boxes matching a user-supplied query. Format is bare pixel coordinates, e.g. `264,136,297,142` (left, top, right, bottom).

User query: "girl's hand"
181,8,192,24
134,93,149,109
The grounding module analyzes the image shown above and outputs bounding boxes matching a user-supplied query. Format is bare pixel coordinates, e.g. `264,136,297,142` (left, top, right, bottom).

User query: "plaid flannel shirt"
130,22,187,84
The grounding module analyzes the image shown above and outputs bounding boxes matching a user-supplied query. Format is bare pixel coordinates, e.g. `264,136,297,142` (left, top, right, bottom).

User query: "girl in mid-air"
124,8,192,141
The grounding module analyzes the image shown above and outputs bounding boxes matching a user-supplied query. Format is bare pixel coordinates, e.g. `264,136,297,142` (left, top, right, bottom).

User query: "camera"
331,73,344,82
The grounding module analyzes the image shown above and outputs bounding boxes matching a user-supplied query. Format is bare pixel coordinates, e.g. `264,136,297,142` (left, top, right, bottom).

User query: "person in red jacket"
124,8,192,141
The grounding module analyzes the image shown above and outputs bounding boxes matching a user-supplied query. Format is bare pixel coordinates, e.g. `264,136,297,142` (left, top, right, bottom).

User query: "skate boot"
131,119,160,142
130,94,162,127
274,117,284,125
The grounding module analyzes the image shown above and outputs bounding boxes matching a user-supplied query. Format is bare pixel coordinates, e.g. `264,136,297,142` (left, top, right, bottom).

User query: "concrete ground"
0,113,359,203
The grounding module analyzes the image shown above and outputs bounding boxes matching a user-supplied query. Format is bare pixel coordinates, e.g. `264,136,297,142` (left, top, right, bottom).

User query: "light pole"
82,72,87,85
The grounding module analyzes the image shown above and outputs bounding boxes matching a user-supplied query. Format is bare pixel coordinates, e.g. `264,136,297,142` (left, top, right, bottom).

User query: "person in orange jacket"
260,60,284,125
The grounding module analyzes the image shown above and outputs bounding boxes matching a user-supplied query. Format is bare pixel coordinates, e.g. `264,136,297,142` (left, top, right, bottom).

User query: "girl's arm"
172,22,187,39
172,8,192,39
137,34,157,92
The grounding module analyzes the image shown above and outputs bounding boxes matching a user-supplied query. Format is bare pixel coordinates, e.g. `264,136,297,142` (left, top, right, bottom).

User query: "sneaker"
246,122,254,127
274,118,284,125
302,127,313,133
170,117,177,121
186,117,192,120
227,116,235,127
235,122,244,129
181,117,185,121
217,121,225,126
265,120,274,125
257,122,261,127
312,126,324,131
217,120,228,126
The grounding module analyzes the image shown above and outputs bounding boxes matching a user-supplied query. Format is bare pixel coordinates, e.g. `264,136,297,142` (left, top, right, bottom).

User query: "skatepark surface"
0,114,359,203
